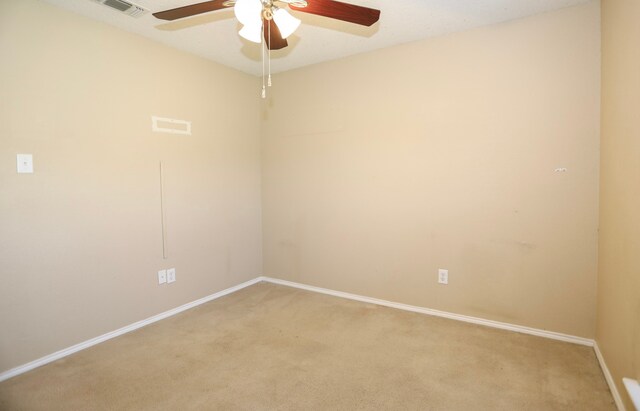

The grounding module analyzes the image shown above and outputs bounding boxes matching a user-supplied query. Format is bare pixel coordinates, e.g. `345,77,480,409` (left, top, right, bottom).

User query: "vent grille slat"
128,6,147,17
103,0,131,12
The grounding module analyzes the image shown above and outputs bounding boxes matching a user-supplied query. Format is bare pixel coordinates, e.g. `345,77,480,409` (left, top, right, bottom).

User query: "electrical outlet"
17,154,33,173
167,268,176,284
158,269,167,285
438,269,448,285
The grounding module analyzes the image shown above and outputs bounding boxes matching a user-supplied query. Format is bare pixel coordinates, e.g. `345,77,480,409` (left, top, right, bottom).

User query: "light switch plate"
167,268,176,283
17,154,33,173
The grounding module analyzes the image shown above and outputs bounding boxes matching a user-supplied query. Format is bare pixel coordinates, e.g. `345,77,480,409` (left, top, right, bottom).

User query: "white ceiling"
41,0,590,76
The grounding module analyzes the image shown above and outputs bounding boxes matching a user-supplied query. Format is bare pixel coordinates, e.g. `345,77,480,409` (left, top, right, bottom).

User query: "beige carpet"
0,282,615,410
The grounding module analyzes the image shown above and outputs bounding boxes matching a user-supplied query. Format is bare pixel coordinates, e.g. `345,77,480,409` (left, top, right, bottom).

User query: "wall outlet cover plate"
17,154,33,173
438,269,448,285
158,269,167,285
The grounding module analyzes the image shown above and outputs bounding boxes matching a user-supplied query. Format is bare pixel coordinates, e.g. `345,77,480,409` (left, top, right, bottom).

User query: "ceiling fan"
153,0,381,50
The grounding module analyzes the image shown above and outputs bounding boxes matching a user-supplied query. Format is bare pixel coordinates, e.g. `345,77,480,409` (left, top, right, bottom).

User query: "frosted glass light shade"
239,23,263,43
273,8,300,39
234,0,262,26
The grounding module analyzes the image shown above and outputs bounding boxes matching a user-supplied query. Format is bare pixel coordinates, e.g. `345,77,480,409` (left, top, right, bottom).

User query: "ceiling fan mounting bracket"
262,5,274,20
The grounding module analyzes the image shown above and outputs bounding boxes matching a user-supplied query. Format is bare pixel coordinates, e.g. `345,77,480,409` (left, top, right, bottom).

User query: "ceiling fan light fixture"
234,0,262,25
153,0,381,99
239,23,263,43
273,7,301,39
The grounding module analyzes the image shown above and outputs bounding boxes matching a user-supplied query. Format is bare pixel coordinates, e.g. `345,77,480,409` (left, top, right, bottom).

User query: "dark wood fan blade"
289,0,380,26
263,18,288,50
153,0,230,21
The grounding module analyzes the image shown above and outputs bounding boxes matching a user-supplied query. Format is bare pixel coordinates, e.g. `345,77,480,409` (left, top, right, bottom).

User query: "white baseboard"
259,276,594,346
623,378,640,411
261,277,635,408
1,272,614,409
594,341,627,411
0,277,262,383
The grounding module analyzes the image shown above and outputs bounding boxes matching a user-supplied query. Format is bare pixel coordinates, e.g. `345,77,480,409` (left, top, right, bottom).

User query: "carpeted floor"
0,282,615,410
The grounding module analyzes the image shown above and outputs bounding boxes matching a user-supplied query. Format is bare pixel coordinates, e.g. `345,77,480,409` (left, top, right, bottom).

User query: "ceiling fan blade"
263,18,288,50
153,0,230,21
289,0,380,27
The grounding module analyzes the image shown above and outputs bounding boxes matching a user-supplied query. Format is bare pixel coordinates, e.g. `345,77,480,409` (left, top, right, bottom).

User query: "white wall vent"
152,116,192,135
90,0,149,18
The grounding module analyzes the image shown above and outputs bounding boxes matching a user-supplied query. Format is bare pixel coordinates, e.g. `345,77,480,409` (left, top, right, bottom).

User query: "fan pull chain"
261,19,266,99
268,20,272,87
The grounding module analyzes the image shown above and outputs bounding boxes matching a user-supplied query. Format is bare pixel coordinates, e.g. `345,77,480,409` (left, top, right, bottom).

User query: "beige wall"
0,0,607,381
0,0,262,372
598,0,640,408
262,2,601,338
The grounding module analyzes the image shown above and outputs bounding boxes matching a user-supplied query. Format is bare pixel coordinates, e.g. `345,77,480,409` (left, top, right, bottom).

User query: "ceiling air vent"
90,0,149,18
